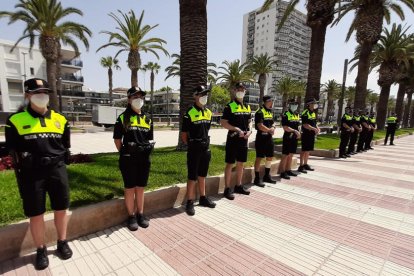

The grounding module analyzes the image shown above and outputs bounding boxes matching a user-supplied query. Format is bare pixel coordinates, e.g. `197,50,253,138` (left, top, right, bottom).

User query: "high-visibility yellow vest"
387,116,397,124
259,107,273,120
9,109,66,136
301,109,316,120
353,115,361,122
229,101,251,114
120,114,151,129
187,106,212,123
285,111,300,122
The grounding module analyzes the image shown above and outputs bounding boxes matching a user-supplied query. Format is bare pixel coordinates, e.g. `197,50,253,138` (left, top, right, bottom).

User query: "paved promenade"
1,135,414,275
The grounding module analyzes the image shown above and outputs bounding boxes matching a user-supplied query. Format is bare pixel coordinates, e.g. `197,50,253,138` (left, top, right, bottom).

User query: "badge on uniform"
54,120,61,129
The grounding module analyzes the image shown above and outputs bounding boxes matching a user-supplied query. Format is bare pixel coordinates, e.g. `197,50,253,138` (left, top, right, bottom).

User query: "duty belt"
124,142,155,154
19,152,65,168
188,137,210,148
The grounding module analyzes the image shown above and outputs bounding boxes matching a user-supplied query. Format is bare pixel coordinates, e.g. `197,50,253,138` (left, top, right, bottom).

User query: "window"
30,67,34,75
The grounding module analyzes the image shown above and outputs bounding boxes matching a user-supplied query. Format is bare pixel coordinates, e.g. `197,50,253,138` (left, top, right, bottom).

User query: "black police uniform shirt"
255,106,274,136
360,115,370,130
182,104,212,141
369,117,376,128
5,105,70,157
113,108,154,146
281,110,300,137
222,100,251,136
341,113,353,131
301,108,317,136
352,115,361,128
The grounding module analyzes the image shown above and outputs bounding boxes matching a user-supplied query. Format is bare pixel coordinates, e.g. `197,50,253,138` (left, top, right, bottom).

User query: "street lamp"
21,52,27,81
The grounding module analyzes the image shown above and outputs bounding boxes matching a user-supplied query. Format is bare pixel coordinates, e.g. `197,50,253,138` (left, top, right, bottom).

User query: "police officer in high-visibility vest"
5,78,72,270
113,87,153,231
253,95,277,186
347,109,362,155
339,107,354,158
384,112,399,145
357,110,371,152
298,98,320,173
279,99,301,179
366,111,377,149
220,82,252,200
182,85,216,216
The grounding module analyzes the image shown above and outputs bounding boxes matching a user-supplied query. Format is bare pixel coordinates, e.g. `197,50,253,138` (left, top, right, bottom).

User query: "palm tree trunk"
354,42,374,110
56,51,63,113
258,74,266,102
47,59,58,110
395,83,406,122
131,68,138,87
404,91,412,127
150,71,155,120
376,84,392,130
108,68,113,104
410,96,414,128
282,93,288,112
305,24,328,101
325,99,333,122
178,0,208,150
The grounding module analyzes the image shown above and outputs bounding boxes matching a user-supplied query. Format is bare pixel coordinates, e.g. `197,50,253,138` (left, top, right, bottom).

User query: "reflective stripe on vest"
353,116,361,122
369,118,376,123
9,110,66,136
344,114,352,121
301,109,316,120
286,111,300,122
120,114,151,128
229,101,251,114
188,107,212,122
387,116,397,123
362,115,369,121
260,107,273,119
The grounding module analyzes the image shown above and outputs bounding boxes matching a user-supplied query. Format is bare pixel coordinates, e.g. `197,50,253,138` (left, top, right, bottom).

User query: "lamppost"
21,52,27,81
166,88,170,126
337,59,348,132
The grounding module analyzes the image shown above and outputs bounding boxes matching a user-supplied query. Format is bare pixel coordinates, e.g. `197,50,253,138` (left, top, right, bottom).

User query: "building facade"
241,1,311,116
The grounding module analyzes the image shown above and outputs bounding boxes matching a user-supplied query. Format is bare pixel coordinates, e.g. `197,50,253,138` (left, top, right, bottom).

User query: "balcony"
62,74,84,83
61,59,83,67
61,90,85,98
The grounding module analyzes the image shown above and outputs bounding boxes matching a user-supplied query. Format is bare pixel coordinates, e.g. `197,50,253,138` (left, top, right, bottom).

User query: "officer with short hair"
114,87,153,231
366,111,377,149
279,99,301,179
298,98,320,173
339,107,354,158
181,85,216,216
253,95,277,186
5,78,72,270
384,112,398,145
220,82,252,200
347,109,362,155
357,110,371,152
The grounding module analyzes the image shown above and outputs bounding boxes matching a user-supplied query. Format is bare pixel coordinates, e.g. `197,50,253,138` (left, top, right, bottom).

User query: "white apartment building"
241,1,311,115
0,39,83,113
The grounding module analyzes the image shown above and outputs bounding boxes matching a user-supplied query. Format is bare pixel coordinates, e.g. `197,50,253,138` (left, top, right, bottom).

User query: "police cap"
24,78,51,94
288,98,298,105
127,87,146,97
305,97,318,105
263,95,272,102
193,85,210,96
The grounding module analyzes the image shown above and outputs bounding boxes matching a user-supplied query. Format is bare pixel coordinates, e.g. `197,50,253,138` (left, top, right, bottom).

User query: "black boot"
199,196,216,208
254,176,265,187
234,184,250,195
35,246,49,270
223,187,235,200
57,240,73,260
186,200,195,216
298,165,307,173
263,174,276,184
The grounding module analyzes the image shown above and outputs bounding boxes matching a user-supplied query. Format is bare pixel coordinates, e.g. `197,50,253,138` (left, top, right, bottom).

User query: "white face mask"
199,95,208,106
131,98,144,110
236,91,245,99
30,93,49,108
313,104,319,109
290,105,298,112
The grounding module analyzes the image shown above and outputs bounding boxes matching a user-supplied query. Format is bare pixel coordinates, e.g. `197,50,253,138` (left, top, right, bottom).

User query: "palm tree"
143,62,161,120
248,53,277,102
322,80,341,122
275,76,299,111
350,24,414,129
217,60,254,90
97,10,168,87
178,0,208,150
334,0,414,110
100,56,121,104
387,96,396,116
0,0,92,110
367,91,379,112
293,80,307,108
261,0,337,101
345,86,356,107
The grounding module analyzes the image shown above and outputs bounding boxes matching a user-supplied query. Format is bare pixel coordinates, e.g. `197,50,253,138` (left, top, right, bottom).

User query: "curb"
0,158,296,262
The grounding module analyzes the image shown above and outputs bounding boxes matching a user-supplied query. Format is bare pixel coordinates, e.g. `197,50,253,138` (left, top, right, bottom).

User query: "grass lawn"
0,145,257,227
274,128,414,150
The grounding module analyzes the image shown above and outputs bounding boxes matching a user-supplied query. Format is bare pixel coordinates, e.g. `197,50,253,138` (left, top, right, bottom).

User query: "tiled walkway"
1,136,414,275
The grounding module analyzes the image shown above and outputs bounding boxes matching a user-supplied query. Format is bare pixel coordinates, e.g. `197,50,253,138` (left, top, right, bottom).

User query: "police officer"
279,99,301,179
384,112,399,145
5,78,72,270
298,98,320,173
347,109,362,155
182,85,216,216
357,110,371,152
366,111,377,149
253,95,277,186
113,87,152,231
339,107,354,158
220,82,252,199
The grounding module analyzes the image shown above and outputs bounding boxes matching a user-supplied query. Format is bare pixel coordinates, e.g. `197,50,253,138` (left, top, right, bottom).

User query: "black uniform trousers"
347,132,359,154
384,126,396,145
339,130,351,156
366,130,374,149
357,130,369,151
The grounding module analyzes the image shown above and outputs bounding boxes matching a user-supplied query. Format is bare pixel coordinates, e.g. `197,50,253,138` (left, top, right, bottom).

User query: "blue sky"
1,0,413,97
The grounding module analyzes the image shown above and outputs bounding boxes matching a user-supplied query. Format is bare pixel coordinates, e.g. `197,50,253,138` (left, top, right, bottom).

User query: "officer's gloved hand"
64,149,71,165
